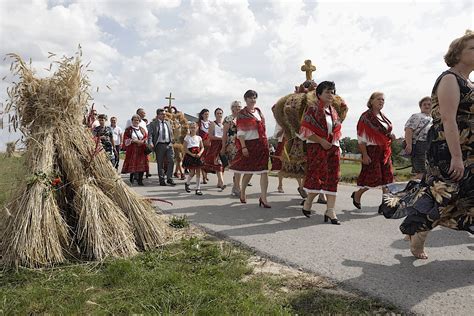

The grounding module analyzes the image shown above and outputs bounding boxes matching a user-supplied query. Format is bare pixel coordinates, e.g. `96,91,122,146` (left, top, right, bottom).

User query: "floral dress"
223,115,238,162
381,70,473,235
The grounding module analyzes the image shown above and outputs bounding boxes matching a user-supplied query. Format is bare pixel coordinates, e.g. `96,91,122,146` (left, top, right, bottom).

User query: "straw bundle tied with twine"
1,51,172,268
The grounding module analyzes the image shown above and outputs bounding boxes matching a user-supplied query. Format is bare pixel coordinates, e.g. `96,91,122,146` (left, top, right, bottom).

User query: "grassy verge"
0,154,398,314
340,162,412,183
0,153,26,206
0,237,397,314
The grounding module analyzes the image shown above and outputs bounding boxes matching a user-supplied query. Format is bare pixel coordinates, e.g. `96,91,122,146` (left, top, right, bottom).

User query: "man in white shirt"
147,109,175,186
110,116,123,169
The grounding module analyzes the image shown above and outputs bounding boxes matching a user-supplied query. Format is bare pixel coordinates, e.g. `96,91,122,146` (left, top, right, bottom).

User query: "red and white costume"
203,121,224,172
229,106,269,174
121,126,150,174
299,101,342,195
356,110,394,188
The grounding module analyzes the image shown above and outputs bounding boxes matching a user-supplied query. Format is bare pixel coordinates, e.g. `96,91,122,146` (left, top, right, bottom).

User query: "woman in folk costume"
121,114,150,186
351,92,396,209
197,109,211,184
221,100,242,196
380,30,474,259
204,108,226,190
299,81,342,224
230,90,271,208
182,122,205,195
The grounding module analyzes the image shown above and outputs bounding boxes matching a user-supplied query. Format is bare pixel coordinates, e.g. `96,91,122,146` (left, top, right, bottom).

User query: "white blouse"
214,122,224,138
184,135,202,148
236,111,261,140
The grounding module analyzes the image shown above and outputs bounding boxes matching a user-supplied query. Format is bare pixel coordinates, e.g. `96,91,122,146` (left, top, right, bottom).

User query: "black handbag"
219,153,229,168
144,145,153,155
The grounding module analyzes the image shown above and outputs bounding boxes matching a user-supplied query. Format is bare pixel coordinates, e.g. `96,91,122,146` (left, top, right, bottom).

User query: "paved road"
131,172,473,315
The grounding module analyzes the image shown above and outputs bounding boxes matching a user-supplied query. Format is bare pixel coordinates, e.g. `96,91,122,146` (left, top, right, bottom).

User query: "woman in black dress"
381,30,474,259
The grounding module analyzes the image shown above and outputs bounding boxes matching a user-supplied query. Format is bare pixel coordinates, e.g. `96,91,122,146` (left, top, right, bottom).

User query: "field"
0,154,397,314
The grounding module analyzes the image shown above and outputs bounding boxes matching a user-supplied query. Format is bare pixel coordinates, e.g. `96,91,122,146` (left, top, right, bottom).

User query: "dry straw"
1,51,171,268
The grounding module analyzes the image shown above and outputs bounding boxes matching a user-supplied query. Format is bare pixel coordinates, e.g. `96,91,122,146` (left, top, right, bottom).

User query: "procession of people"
89,30,473,261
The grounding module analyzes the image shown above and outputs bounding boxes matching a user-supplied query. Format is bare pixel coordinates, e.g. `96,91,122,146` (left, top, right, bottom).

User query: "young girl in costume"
182,122,205,195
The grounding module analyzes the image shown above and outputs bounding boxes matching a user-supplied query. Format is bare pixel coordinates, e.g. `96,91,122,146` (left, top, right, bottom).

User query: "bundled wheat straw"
2,133,69,267
1,51,171,268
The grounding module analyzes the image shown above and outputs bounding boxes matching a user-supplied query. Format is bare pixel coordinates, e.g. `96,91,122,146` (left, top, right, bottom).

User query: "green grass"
340,162,412,183
0,154,398,314
0,153,27,206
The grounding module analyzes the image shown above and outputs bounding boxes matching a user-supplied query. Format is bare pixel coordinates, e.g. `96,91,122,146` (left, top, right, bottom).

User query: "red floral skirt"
182,147,203,170
203,140,223,172
121,143,149,173
230,139,269,174
271,140,286,171
357,145,393,187
303,143,340,194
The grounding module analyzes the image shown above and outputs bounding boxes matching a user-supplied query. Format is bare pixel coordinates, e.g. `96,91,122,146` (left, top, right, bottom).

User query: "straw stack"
0,52,171,268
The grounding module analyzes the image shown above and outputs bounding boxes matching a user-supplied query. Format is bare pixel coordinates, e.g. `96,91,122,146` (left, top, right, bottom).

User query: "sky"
0,0,472,150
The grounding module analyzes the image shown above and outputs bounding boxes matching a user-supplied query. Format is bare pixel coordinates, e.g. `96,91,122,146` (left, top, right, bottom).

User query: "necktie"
162,121,167,142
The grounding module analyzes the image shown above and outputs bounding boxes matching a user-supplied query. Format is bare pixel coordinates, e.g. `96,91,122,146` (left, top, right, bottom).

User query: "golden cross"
301,60,316,81
165,92,175,108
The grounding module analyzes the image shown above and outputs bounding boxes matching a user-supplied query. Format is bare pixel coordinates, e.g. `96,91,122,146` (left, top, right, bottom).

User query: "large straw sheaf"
1,133,70,267
1,52,171,268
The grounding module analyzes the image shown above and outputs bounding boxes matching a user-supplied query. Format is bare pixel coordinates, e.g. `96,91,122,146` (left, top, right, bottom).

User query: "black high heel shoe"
302,208,311,218
351,192,361,209
324,215,341,225
259,198,271,208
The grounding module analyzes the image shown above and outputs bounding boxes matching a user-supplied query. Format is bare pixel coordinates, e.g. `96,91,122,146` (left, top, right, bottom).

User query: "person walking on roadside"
204,108,226,190
197,108,211,184
403,97,432,179
380,30,474,259
222,101,242,196
147,109,175,186
182,122,205,195
122,114,149,186
110,116,123,170
351,92,396,210
229,90,271,208
298,81,342,224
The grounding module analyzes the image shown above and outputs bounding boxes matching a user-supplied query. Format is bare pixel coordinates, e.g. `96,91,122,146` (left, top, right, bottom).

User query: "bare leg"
233,173,241,193
354,187,369,203
410,231,429,259
240,173,253,202
260,172,269,203
325,195,337,218
303,192,317,212
277,171,284,193
217,171,224,188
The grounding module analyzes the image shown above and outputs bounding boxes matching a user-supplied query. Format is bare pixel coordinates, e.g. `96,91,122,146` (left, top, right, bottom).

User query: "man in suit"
148,109,176,186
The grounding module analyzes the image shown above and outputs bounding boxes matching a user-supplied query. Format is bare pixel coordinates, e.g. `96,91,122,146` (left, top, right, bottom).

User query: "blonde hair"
367,92,384,109
444,30,474,67
230,100,241,108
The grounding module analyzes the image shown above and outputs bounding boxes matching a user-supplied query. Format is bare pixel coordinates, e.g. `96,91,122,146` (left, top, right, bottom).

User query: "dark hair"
214,107,223,115
156,109,165,115
316,81,336,97
418,96,431,107
243,90,258,100
136,108,145,114
198,109,209,121
97,114,107,120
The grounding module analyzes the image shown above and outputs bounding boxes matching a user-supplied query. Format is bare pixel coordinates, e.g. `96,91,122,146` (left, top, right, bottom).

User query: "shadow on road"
341,254,474,312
